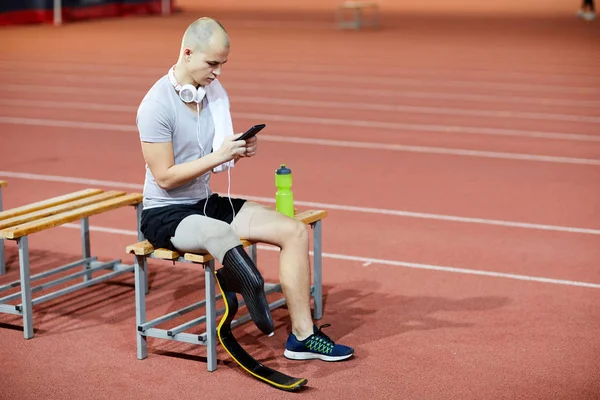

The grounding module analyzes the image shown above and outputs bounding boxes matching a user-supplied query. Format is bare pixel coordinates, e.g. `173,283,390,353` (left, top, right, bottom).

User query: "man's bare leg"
231,202,314,339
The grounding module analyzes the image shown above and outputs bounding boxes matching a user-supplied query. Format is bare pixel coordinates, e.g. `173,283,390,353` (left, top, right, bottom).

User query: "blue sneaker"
284,324,354,362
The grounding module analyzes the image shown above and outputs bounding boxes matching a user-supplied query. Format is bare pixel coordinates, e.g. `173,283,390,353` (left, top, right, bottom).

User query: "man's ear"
183,47,192,62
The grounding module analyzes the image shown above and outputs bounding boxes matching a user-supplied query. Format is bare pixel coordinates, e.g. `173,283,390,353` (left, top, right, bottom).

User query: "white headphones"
168,65,206,104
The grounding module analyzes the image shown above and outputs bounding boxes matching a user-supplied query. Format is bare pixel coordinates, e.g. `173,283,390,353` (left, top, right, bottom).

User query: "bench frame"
129,210,325,372
0,188,144,339
336,1,380,30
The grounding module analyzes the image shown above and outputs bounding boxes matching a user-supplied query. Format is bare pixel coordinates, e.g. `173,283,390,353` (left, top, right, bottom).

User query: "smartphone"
236,124,266,141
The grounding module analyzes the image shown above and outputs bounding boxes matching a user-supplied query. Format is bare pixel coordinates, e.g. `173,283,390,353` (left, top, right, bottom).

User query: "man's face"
185,35,229,86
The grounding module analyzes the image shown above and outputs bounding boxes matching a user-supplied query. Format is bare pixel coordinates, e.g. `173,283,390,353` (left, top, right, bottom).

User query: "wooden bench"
0,188,143,339
335,1,380,30
0,180,7,275
126,209,327,372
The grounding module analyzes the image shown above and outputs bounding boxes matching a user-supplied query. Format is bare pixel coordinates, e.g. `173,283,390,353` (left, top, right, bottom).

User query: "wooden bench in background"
125,209,327,372
336,1,380,30
0,188,143,339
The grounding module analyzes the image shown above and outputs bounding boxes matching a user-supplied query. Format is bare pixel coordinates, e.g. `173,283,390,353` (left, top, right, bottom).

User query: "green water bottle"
275,164,294,218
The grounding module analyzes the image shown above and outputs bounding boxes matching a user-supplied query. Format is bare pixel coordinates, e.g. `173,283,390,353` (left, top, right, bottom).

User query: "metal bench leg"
313,220,323,320
205,260,217,372
134,204,149,295
17,236,34,339
81,217,92,281
135,254,147,360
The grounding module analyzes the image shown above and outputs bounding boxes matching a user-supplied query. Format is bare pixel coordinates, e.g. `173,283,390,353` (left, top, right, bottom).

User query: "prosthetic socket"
217,245,274,335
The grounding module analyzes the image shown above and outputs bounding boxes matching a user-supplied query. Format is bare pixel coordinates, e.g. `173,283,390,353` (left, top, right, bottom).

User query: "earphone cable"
227,166,234,218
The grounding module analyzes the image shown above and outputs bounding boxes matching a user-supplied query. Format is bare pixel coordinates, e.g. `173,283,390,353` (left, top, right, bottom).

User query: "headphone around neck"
168,65,206,104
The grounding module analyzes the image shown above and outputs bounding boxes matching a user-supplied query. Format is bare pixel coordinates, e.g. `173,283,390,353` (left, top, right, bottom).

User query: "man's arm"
142,141,226,190
137,99,247,190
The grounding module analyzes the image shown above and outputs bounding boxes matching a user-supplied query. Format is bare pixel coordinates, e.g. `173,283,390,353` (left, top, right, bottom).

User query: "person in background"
577,0,596,20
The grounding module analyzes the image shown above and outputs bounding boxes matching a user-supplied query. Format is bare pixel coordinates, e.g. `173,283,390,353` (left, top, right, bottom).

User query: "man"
136,17,353,362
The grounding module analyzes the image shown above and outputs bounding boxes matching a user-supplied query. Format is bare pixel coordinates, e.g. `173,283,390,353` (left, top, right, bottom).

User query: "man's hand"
242,135,258,158
216,133,247,163
233,135,258,165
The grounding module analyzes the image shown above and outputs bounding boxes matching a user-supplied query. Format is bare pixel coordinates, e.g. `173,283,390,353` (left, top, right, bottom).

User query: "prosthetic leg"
215,255,308,391
220,245,274,335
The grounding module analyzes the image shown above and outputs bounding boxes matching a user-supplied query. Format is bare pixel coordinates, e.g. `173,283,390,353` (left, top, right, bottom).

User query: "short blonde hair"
182,17,229,50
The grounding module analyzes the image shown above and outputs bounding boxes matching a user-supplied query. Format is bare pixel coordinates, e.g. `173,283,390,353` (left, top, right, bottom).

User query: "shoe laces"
314,323,335,345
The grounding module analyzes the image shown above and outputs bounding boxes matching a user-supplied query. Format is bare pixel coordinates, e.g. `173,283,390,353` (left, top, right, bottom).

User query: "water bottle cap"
276,164,292,175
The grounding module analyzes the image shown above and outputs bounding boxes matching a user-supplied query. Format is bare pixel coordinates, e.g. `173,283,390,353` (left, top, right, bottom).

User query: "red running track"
0,8,599,400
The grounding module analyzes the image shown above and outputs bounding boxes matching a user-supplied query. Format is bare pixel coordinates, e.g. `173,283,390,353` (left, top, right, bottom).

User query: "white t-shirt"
136,75,214,210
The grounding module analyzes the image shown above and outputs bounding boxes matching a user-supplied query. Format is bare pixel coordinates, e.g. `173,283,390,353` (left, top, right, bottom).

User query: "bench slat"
126,240,155,256
0,180,7,188
0,192,143,240
0,191,127,230
0,188,104,221
154,248,180,260
128,209,327,264
183,239,254,263
294,210,327,225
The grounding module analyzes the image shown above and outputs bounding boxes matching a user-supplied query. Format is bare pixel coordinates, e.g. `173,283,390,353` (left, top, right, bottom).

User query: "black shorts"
140,193,246,251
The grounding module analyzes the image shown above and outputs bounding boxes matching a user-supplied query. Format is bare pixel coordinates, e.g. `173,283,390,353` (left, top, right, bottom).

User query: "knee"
281,219,308,247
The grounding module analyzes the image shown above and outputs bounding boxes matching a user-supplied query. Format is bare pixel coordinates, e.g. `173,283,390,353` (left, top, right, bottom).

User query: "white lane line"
233,82,600,108
0,62,597,94
236,61,600,86
1,115,599,165
2,83,600,125
61,223,600,290
2,112,600,167
220,70,600,95
258,133,600,165
3,96,599,142
232,96,600,124
3,59,600,85
4,59,600,84
2,171,600,236
0,116,135,131
0,171,144,189
316,250,600,290
4,80,600,109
